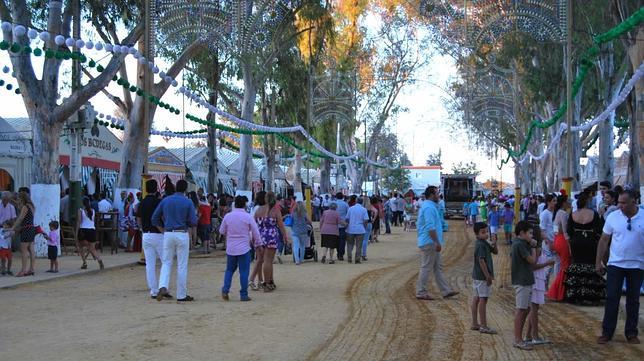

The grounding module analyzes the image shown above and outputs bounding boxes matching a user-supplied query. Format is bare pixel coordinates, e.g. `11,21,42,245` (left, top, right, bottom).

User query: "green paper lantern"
10,43,21,53
79,54,87,63
96,64,104,73
33,48,42,57
45,49,54,58
117,79,124,85
14,88,20,95
0,41,9,50
122,80,130,87
148,95,155,102
69,52,78,60
90,60,97,68
164,104,170,109
136,90,143,96
6,84,12,90
62,52,71,60
55,52,63,59
129,85,137,92
0,80,4,86
175,109,180,115
158,101,165,108
22,46,32,54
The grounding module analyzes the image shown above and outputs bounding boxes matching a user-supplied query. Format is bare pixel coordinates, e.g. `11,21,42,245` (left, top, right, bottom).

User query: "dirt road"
1,221,642,360
309,221,643,361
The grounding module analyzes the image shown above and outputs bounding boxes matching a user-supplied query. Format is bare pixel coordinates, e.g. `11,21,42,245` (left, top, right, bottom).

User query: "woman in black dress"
12,192,36,277
565,193,605,304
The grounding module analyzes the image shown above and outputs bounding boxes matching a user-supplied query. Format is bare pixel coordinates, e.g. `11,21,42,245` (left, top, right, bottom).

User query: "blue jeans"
362,223,372,257
337,228,347,258
602,266,643,338
222,251,251,299
292,232,308,264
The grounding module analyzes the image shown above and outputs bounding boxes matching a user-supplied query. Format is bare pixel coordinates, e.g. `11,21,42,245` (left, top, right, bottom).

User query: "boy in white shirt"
0,219,14,275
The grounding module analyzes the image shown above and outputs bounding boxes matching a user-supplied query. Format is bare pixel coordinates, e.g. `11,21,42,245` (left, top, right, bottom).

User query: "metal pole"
565,0,573,189
336,121,341,192
69,0,82,225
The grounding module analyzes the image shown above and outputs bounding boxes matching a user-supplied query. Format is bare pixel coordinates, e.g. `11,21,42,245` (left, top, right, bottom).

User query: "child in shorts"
525,241,552,345
43,221,60,273
0,220,14,275
471,222,498,335
511,221,554,351
488,205,502,242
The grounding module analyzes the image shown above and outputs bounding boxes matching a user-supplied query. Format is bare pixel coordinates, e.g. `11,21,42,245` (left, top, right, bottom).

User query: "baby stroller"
294,224,318,262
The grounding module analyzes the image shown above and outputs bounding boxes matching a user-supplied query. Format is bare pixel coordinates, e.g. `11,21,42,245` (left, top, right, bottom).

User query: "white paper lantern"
120,45,129,54
39,31,51,42
153,66,159,74
164,76,173,84
85,40,94,49
95,42,103,51
113,44,121,53
138,57,147,64
27,29,38,39
13,25,26,37
171,80,178,87
2,66,9,74
75,39,85,48
65,37,75,47
106,115,112,120
1,22,11,32
104,43,112,52
128,47,137,55
159,71,166,78
54,35,65,46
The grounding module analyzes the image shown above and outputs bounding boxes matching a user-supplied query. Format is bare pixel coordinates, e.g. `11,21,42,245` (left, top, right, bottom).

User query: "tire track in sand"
307,257,435,361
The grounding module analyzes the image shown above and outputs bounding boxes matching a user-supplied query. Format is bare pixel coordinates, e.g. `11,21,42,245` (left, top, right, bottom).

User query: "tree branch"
81,67,127,113
54,21,144,123
153,39,204,96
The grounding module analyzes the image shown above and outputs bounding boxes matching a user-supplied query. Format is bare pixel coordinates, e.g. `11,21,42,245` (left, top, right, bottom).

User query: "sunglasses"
627,217,631,231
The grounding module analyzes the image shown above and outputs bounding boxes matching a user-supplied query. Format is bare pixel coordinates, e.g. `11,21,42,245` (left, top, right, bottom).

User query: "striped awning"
98,168,118,199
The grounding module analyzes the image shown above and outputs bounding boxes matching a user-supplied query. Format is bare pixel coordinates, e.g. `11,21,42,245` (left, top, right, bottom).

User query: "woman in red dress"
546,194,571,301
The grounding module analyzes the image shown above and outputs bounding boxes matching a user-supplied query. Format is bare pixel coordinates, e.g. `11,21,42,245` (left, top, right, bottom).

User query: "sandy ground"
1,221,642,361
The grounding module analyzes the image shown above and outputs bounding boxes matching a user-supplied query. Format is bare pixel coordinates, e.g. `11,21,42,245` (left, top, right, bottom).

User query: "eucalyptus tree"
0,0,141,253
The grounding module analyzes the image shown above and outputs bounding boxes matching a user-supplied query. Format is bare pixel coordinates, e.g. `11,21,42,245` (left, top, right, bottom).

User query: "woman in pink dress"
320,202,341,264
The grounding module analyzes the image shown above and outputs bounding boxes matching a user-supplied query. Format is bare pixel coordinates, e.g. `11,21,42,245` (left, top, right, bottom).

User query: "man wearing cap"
152,180,198,302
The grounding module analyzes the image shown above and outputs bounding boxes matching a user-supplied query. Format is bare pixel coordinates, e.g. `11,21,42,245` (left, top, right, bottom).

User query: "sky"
0,13,516,185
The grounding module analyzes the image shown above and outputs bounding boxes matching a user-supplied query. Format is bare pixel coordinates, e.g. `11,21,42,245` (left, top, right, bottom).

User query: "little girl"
525,241,552,345
0,220,14,275
44,221,60,273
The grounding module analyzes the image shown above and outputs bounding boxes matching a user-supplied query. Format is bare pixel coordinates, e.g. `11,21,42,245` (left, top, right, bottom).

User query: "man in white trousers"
152,180,198,302
136,179,170,299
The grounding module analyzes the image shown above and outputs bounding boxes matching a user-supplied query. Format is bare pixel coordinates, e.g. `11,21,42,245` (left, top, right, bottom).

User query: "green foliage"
451,161,481,177
425,149,442,166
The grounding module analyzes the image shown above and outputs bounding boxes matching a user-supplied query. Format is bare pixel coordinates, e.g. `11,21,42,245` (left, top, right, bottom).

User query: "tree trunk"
238,62,257,192
207,53,221,195
30,116,64,256
320,158,331,194
627,27,643,193
207,91,219,194
294,151,303,199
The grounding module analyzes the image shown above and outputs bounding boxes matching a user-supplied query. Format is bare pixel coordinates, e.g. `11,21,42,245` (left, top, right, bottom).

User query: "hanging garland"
0,23,398,169
515,61,644,165
499,7,644,167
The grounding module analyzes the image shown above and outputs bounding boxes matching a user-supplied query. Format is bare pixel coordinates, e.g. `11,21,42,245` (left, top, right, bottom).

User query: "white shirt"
537,202,545,217
322,198,331,207
603,209,644,270
98,199,112,219
539,209,554,254
79,209,96,229
0,229,12,249
389,198,398,212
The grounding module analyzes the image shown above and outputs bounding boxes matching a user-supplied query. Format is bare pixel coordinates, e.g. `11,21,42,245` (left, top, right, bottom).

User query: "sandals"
479,327,497,334
513,341,533,351
250,282,259,291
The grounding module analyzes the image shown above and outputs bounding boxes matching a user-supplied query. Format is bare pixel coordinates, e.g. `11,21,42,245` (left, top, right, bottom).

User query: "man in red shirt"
198,196,213,253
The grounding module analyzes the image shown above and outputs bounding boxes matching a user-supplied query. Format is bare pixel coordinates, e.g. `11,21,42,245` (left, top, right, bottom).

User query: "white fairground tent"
0,117,32,191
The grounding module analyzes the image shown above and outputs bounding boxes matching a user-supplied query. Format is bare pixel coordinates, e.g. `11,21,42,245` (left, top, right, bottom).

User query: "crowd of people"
444,182,642,351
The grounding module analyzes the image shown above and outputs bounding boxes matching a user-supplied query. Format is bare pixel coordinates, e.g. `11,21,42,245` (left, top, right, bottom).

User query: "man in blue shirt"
152,180,198,302
416,185,459,300
333,193,350,261
344,197,368,264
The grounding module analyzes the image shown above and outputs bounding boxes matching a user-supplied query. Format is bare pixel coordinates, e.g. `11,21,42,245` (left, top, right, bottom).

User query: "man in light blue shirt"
416,186,458,300
345,197,368,264
469,198,480,225
333,193,350,261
